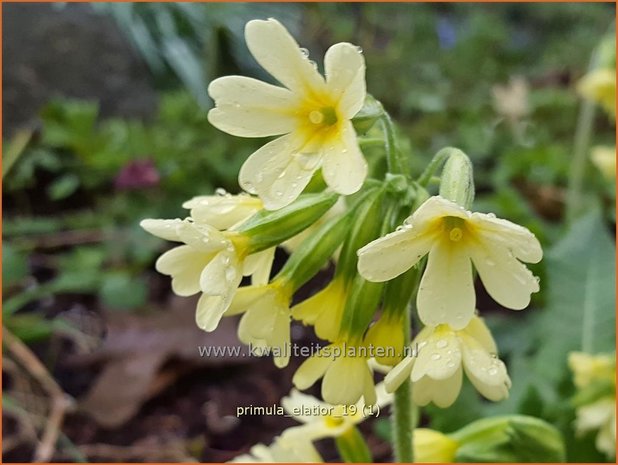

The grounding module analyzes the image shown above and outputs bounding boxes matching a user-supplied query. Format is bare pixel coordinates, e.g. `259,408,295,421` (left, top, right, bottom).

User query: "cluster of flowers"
141,18,544,459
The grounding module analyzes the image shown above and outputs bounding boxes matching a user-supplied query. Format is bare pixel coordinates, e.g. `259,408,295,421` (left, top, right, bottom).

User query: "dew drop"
355,45,363,53
485,258,496,267
436,339,448,349
299,47,310,58
275,190,284,198
215,187,227,196
431,353,441,361
446,360,455,368
488,367,498,376
487,213,497,219
225,268,236,283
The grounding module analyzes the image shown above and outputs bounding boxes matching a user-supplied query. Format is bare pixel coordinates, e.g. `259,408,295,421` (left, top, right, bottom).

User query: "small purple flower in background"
114,158,160,191
436,17,457,50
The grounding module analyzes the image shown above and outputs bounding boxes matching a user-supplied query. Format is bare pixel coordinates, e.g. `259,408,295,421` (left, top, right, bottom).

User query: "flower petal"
155,245,214,296
176,221,229,253
461,334,511,401
410,196,470,226
413,367,462,408
293,351,332,390
468,238,539,310
195,252,243,331
384,355,415,393
320,121,367,195
245,19,325,95
471,212,542,263
243,247,276,285
208,76,298,137
417,241,475,330
411,331,461,382
238,133,319,210
281,389,328,424
462,316,497,354
140,218,183,241
322,356,368,405
357,226,434,282
226,285,269,316
183,193,262,230
324,43,366,118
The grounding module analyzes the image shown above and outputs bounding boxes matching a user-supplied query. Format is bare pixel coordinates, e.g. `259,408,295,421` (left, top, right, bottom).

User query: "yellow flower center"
325,415,345,428
308,107,338,127
443,217,466,242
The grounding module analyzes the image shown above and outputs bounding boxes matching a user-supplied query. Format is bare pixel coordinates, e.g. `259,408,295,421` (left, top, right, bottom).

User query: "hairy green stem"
380,112,406,176
391,301,414,462
416,147,453,187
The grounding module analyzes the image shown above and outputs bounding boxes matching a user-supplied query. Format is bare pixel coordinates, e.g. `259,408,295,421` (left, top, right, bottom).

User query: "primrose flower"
182,189,264,230
568,352,616,458
291,277,347,342
208,19,368,210
385,316,511,407
293,340,377,406
578,68,616,117
229,434,322,463
281,383,391,440
358,196,542,329
225,279,294,368
141,216,260,332
591,146,616,180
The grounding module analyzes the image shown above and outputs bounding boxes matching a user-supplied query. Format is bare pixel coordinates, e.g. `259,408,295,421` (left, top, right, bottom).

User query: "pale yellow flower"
293,341,377,406
229,434,322,463
291,277,347,342
140,215,270,332
590,145,616,180
575,397,616,458
208,19,368,210
182,189,263,230
226,280,293,368
414,428,459,462
578,68,616,117
568,352,616,458
358,196,542,329
281,383,391,440
385,317,511,407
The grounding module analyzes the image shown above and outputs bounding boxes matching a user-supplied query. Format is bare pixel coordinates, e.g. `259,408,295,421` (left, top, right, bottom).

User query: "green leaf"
533,208,615,384
48,174,80,200
2,243,29,290
99,272,148,311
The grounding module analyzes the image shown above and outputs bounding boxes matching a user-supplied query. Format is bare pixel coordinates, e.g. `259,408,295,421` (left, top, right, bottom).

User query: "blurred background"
2,2,616,462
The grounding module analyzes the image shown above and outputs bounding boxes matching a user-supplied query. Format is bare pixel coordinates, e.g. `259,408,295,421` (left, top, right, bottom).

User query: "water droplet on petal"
485,258,496,267
355,45,363,53
436,339,448,349
431,353,441,361
488,367,498,376
299,47,310,58
487,213,497,219
446,360,455,368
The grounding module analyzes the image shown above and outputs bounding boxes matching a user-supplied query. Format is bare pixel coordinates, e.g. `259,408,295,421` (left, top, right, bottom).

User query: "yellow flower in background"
225,279,293,368
358,196,542,329
291,277,347,342
364,315,405,366
293,340,377,406
590,145,617,180
578,68,616,117
414,428,459,463
568,352,616,458
281,383,391,440
208,19,368,210
385,317,511,407
229,434,322,463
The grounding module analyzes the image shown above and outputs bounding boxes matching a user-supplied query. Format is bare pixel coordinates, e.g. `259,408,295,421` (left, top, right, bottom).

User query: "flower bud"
277,211,352,291
438,147,475,210
414,429,459,463
237,191,338,253
451,415,566,463
352,94,383,134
